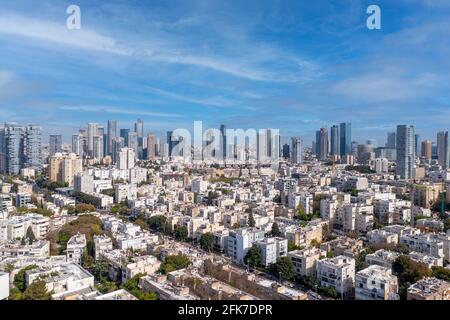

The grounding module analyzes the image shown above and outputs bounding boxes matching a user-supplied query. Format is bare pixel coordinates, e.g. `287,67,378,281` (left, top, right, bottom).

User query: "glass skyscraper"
339,122,351,156
330,125,340,156
396,125,415,179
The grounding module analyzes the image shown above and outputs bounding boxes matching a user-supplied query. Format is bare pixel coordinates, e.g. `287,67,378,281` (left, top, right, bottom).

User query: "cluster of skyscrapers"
0,123,43,175
71,119,158,164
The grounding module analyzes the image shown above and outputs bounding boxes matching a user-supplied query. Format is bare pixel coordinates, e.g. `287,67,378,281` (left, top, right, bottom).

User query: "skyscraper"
106,120,117,156
386,132,396,148
421,140,432,160
127,132,139,156
87,123,98,157
316,128,329,161
1,123,42,175
134,118,144,159
414,134,420,156
291,137,302,164
49,135,62,157
93,135,104,160
339,122,351,156
146,133,156,160
437,131,449,169
330,125,340,156
72,134,84,157
120,129,130,147
220,124,227,160
282,144,290,159
396,125,415,179
111,137,125,164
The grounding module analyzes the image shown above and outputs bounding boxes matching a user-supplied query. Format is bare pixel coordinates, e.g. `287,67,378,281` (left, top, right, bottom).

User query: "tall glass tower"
396,125,415,179
339,122,351,156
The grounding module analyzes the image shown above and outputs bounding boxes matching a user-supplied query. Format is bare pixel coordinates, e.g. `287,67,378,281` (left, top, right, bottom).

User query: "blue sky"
0,0,449,145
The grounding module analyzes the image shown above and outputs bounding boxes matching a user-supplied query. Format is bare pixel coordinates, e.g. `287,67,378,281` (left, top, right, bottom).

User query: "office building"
106,120,117,156
316,128,329,160
146,133,156,160
340,123,352,156
396,125,415,179
437,131,449,169
0,123,43,174
49,135,63,157
291,137,302,164
330,125,340,156
421,140,433,160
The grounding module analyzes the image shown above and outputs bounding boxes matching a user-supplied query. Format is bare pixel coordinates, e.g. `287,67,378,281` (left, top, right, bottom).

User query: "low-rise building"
355,265,399,300
0,272,9,300
66,233,86,264
407,277,450,300
288,247,326,277
316,255,355,299
255,237,288,267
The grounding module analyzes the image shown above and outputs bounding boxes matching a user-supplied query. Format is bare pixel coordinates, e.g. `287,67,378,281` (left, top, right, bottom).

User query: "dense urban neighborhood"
0,121,449,301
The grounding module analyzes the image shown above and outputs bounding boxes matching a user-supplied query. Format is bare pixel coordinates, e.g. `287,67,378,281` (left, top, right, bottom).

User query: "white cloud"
147,86,235,107
60,105,180,117
0,70,15,87
331,72,440,102
0,12,319,83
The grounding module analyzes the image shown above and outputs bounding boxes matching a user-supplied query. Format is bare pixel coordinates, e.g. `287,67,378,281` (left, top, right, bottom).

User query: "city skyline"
1,0,450,143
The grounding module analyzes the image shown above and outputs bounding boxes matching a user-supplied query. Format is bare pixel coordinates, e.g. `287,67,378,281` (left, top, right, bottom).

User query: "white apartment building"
0,272,9,300
93,235,113,260
288,247,325,277
191,179,208,193
74,172,94,194
355,265,399,300
227,227,265,264
15,193,31,207
365,249,401,269
114,184,137,203
255,237,288,267
121,255,161,282
400,233,444,259
367,229,399,246
316,255,356,299
0,214,49,241
66,233,86,264
26,263,94,296
117,148,135,170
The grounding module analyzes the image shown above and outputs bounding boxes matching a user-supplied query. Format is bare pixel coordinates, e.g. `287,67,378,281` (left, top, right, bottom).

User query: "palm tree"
5,262,15,287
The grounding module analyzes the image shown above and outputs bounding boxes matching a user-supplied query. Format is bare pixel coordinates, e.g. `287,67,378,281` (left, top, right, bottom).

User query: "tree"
96,281,118,294
25,226,36,243
199,233,214,252
270,257,295,281
120,274,157,300
271,222,281,237
444,218,450,233
173,225,188,242
148,215,168,233
317,285,339,299
355,246,376,271
23,280,52,300
295,204,309,221
244,245,261,268
310,239,321,248
82,250,94,268
14,265,37,292
158,254,191,274
248,212,256,227
431,266,450,281
92,260,109,282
